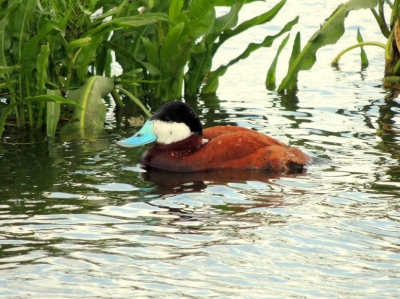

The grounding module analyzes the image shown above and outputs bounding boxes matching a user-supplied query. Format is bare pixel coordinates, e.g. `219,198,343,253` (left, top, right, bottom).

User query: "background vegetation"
1,0,400,140
0,0,296,139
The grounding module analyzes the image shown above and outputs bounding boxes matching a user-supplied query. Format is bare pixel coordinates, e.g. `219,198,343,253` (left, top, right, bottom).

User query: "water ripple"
1,1,400,298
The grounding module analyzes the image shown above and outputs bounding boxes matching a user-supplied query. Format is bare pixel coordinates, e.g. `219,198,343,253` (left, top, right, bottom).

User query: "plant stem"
36,102,45,129
111,88,124,108
66,55,74,87
390,0,400,28
46,81,60,90
116,86,152,117
19,101,26,127
332,41,386,64
26,79,33,127
370,3,390,38
27,102,34,127
386,30,395,61
384,75,400,84
10,95,20,127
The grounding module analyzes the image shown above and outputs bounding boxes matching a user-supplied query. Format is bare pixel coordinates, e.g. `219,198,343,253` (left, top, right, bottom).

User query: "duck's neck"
154,134,204,151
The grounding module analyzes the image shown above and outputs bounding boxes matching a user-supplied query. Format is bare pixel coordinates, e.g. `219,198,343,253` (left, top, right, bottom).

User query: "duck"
116,101,312,173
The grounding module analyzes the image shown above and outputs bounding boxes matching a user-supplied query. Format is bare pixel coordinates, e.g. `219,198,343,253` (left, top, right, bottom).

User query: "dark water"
1,2,400,298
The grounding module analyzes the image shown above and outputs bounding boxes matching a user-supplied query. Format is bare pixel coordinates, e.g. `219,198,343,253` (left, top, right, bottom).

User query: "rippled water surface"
1,1,400,298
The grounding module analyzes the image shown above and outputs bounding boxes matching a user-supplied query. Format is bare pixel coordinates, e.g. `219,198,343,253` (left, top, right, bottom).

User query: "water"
1,1,400,298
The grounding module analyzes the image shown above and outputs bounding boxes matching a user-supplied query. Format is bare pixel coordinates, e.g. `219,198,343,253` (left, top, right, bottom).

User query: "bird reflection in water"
139,168,308,212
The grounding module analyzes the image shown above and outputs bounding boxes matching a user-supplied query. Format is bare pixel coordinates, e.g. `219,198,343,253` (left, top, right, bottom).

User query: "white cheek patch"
153,120,192,144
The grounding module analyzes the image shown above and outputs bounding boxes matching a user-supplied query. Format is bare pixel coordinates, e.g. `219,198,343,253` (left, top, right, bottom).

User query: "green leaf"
277,0,379,93
0,18,9,68
60,76,114,139
0,65,19,76
20,21,60,76
67,37,92,54
160,22,185,76
213,0,260,5
95,0,129,21
169,0,184,27
186,0,215,32
289,32,301,67
142,37,159,69
357,28,369,67
266,34,290,91
24,95,84,108
85,14,169,37
0,95,82,138
213,0,286,54
187,0,286,97
185,47,212,96
160,21,191,98
35,43,51,129
74,35,103,82
213,0,244,33
198,0,244,51
202,16,299,94
36,44,50,95
141,61,160,76
16,0,37,59
46,90,61,138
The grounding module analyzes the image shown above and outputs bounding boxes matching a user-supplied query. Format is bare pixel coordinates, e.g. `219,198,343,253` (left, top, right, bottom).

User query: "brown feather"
140,126,312,173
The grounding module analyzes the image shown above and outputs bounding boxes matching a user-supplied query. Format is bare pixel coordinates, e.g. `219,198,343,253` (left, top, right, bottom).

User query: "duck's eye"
164,115,171,122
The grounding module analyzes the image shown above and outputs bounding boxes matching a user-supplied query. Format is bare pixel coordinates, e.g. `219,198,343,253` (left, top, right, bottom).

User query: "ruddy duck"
117,101,312,173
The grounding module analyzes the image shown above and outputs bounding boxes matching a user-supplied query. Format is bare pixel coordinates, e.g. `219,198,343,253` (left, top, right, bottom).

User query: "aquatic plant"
0,0,163,138
0,0,295,139
273,0,380,94
109,0,296,98
273,0,400,92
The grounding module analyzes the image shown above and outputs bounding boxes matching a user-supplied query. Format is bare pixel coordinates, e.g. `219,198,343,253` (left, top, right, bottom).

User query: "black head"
150,101,203,136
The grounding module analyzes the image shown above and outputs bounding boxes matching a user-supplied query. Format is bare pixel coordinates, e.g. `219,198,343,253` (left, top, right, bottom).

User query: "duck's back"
202,126,311,173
